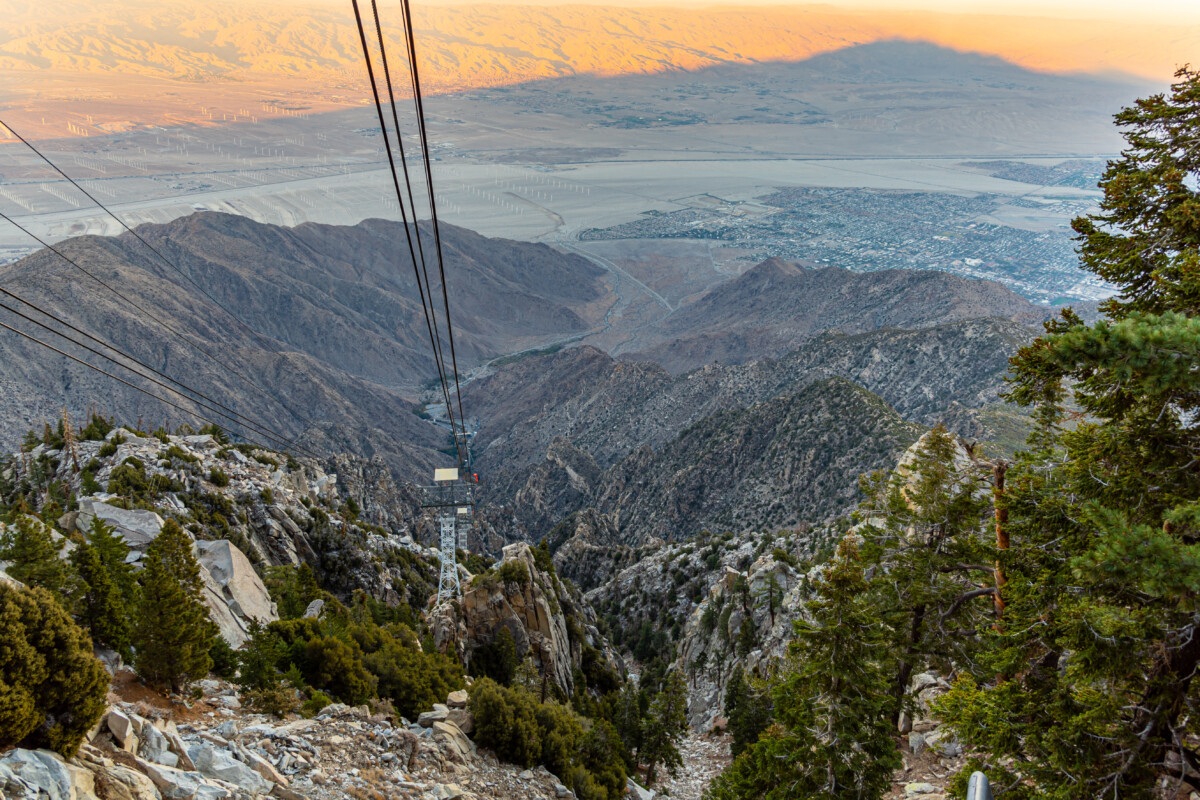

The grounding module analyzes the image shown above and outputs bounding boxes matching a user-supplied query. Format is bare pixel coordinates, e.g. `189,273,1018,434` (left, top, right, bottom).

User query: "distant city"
582,160,1111,304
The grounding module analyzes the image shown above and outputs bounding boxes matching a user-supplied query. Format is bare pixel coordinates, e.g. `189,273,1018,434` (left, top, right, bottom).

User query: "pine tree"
723,664,772,756
85,516,135,600
936,69,1200,800
611,682,644,769
753,572,783,626
855,425,993,721
132,519,217,692
69,541,131,657
707,540,901,800
639,672,688,785
0,515,68,597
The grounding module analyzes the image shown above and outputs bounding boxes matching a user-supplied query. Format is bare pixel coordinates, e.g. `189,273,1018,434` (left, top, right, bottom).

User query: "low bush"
497,560,530,588
469,678,627,800
0,584,108,757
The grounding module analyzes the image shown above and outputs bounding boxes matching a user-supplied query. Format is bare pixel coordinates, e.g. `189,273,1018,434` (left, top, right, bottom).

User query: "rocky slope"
624,259,1046,373
4,415,622,686
3,422,444,642
486,377,921,545
431,542,623,697
467,314,1028,543
470,320,1030,481
0,212,609,478
592,378,921,543
0,678,598,800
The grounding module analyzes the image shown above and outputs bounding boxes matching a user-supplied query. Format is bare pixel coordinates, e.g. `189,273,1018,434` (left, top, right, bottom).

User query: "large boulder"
76,499,163,548
137,759,228,800
186,744,272,794
194,540,278,647
138,723,177,768
0,749,96,800
107,709,138,753
103,765,161,800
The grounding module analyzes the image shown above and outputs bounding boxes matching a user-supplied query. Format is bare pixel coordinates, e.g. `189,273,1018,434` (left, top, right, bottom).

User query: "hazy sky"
290,0,1200,24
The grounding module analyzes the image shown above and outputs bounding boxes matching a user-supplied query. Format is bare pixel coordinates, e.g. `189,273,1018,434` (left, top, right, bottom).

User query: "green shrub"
359,626,463,719
498,560,531,588
469,677,627,800
471,626,521,686
164,445,198,464
79,414,113,442
108,460,151,499
301,690,332,718
302,636,376,705
209,637,239,680
208,467,229,487
197,424,230,445
80,470,102,495
243,684,300,718
0,584,108,757
771,547,797,568
469,678,542,767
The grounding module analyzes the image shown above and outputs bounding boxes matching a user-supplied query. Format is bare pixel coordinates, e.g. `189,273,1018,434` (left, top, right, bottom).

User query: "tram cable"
366,0,451,388
392,0,468,438
0,210,323,454
0,288,320,457
0,122,325,435
350,0,466,467
0,318,287,445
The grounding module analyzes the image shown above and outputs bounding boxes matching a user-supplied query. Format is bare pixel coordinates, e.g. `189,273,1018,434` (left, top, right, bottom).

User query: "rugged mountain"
466,314,1030,540
625,259,1045,373
431,541,623,697
480,376,922,544
0,212,608,478
592,379,921,542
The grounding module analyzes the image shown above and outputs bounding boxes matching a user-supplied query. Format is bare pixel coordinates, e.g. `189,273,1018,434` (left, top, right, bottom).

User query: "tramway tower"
421,425,477,603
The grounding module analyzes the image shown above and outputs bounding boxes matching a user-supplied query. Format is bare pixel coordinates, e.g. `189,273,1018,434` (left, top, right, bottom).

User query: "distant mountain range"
0,212,608,477
1,213,1043,542
0,1,1186,90
624,257,1046,373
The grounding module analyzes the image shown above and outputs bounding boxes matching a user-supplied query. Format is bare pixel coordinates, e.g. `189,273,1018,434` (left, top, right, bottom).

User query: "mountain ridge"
623,257,1047,373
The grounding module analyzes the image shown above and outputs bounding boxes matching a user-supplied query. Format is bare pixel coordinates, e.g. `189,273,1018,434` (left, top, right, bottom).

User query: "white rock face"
194,540,278,647
186,745,273,794
76,499,164,548
0,749,94,800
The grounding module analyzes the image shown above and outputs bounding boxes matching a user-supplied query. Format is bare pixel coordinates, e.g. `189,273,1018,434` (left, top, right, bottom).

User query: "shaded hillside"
626,259,1045,373
468,318,1030,484
0,213,608,477
467,316,1028,541
595,378,922,542
493,378,920,545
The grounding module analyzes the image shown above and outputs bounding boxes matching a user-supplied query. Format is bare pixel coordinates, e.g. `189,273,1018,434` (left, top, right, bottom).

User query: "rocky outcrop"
194,539,278,647
0,680,575,800
673,550,815,729
548,509,642,592
7,422,450,611
75,498,164,548
432,543,622,696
